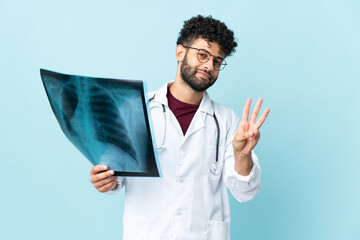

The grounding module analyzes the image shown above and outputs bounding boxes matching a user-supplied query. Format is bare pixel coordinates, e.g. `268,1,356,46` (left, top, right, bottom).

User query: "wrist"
234,151,253,176
234,150,251,162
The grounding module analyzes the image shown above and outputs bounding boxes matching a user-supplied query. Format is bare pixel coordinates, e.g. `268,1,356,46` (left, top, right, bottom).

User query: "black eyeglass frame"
182,46,227,71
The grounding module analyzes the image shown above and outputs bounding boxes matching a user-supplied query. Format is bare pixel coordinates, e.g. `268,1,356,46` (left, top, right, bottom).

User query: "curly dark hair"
176,15,237,57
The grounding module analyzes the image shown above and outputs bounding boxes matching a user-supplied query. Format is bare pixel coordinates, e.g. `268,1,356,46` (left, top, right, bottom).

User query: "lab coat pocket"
123,213,148,240
207,145,225,182
205,219,230,240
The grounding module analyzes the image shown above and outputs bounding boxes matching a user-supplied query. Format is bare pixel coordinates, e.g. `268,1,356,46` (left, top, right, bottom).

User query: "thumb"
234,131,253,143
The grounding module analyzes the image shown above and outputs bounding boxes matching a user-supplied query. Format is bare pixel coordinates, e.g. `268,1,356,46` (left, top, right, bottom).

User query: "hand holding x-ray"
90,165,117,193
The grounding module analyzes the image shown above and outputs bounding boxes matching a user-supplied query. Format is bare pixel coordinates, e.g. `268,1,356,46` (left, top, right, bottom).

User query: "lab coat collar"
153,82,171,106
154,82,214,116
198,91,214,116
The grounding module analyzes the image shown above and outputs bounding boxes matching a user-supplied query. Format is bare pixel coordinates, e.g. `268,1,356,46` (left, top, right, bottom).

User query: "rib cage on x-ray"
41,69,160,177
89,86,137,160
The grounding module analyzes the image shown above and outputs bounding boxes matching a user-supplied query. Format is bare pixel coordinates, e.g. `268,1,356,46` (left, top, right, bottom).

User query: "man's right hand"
90,165,118,193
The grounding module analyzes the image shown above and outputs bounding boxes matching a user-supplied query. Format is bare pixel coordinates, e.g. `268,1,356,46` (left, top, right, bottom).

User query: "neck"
169,67,203,105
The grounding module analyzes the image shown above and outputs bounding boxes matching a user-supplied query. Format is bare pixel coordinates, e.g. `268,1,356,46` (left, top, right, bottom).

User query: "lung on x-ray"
40,69,161,177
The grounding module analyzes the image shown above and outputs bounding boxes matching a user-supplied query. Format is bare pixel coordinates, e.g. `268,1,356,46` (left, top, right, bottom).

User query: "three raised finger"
241,98,270,129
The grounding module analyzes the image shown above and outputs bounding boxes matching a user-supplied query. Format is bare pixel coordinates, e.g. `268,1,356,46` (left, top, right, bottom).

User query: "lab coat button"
176,210,182,217
178,178,184,183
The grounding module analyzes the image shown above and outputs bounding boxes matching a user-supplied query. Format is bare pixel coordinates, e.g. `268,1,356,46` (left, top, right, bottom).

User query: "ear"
175,45,186,62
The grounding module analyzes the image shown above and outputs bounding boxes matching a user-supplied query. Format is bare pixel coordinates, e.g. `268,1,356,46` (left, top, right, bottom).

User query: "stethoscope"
149,93,221,175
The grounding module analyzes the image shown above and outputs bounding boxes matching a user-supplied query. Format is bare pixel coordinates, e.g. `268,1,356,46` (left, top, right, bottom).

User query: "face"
180,38,225,92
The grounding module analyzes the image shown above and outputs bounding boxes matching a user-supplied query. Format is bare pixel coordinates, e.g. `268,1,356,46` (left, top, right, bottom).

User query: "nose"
202,57,214,71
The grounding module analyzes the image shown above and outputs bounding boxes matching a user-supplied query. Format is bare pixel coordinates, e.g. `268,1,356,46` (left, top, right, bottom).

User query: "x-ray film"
40,69,161,177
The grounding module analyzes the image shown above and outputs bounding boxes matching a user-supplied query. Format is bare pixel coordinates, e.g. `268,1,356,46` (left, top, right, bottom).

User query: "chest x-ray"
40,69,161,177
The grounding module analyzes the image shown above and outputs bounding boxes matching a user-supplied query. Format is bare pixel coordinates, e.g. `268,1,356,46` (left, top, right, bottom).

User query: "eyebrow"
200,48,224,61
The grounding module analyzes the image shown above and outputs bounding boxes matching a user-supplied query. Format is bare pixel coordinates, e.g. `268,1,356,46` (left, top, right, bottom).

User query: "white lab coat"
112,82,261,240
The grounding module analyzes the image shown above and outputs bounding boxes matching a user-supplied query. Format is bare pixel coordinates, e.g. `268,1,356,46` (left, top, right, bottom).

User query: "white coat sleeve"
105,177,126,195
223,113,261,203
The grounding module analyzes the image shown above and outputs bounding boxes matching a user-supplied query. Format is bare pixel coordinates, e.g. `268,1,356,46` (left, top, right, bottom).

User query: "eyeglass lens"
197,49,225,70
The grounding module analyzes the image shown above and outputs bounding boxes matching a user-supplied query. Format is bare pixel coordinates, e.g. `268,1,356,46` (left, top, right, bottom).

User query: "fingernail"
103,166,107,170
109,170,114,175
249,131,253,137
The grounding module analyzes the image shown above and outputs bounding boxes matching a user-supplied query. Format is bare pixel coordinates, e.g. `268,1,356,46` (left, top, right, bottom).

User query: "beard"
180,56,217,92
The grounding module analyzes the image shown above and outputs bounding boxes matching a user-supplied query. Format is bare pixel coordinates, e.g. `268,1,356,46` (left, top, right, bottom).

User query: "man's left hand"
232,98,270,175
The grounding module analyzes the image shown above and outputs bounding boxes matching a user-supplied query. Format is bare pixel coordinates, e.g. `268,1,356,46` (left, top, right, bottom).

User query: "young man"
90,15,270,239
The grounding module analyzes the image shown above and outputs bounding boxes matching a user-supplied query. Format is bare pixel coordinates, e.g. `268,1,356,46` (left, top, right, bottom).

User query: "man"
90,15,270,239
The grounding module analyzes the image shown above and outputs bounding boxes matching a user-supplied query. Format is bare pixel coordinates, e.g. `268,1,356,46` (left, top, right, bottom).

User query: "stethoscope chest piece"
210,161,221,175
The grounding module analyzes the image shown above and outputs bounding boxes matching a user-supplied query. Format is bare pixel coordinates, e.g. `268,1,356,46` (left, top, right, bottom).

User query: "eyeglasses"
182,46,227,71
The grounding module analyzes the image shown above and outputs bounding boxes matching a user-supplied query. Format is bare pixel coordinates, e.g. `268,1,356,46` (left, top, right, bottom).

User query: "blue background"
1,0,359,239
